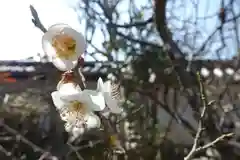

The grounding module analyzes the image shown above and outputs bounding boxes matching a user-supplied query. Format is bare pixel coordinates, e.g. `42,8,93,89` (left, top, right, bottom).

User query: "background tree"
1,0,240,159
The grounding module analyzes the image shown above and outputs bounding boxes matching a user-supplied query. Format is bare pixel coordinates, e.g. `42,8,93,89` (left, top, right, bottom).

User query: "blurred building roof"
0,60,124,81
0,60,122,73
0,59,240,82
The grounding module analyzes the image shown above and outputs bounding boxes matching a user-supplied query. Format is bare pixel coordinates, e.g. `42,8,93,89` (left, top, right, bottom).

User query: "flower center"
109,134,118,146
52,34,76,59
68,101,87,119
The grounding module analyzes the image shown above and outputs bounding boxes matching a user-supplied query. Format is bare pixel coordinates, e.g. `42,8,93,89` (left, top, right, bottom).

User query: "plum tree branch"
29,4,125,156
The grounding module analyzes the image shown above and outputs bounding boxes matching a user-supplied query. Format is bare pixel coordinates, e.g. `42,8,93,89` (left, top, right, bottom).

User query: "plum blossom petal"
42,23,86,71
97,78,123,114
103,92,122,114
58,82,82,96
66,112,101,141
84,112,101,129
51,91,65,110
52,57,78,71
51,82,104,131
81,90,106,111
56,82,105,111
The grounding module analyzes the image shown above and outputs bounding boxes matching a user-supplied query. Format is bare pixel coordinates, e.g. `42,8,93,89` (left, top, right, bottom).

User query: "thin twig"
75,140,103,150
195,133,234,153
0,144,16,159
0,119,56,159
184,72,234,160
68,143,85,160
38,152,52,160
0,120,46,153
117,105,144,123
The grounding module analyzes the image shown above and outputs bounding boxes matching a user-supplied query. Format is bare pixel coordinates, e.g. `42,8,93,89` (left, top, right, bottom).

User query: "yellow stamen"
60,100,87,122
52,34,76,59
109,134,118,146
68,101,87,119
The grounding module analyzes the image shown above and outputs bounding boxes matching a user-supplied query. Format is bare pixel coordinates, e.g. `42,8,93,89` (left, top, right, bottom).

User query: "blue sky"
167,0,240,59
0,0,239,61
60,0,240,60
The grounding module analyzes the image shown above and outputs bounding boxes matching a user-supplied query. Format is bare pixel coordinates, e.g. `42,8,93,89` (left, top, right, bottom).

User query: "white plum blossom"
42,23,86,71
225,67,234,75
64,112,101,141
51,82,106,137
97,78,123,114
213,68,223,78
200,67,210,78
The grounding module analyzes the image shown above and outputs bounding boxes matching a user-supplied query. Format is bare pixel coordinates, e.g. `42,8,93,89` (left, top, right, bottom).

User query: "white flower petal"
64,122,74,132
81,90,106,111
59,106,84,123
213,68,223,78
104,93,123,114
56,81,63,91
52,57,78,71
58,83,82,101
42,32,59,57
44,24,86,55
60,114,68,122
47,23,67,33
96,78,123,114
59,107,73,122
42,40,56,58
234,73,240,81
42,23,86,71
72,126,85,138
103,81,111,93
97,77,104,92
62,94,82,103
85,113,101,129
200,67,210,77
42,24,80,59
51,91,65,110
225,68,234,75
58,82,81,95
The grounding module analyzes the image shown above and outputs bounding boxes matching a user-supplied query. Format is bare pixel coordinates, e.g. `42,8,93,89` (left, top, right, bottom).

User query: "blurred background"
1,0,240,159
